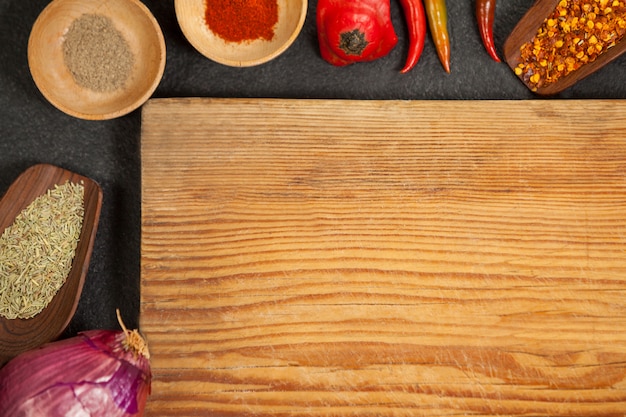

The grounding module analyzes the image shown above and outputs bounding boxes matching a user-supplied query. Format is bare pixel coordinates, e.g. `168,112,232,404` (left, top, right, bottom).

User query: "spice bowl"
0,164,103,366
28,0,166,120
175,0,307,67
503,0,626,95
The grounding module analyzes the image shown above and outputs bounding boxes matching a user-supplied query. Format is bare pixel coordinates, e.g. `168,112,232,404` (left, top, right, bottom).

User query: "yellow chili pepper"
424,0,451,72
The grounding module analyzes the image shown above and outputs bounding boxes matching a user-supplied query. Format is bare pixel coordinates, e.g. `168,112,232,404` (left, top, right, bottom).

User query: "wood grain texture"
140,98,626,416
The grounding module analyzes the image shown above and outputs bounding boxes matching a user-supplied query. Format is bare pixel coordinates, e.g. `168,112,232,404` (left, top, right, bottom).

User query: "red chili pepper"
399,0,427,73
476,0,501,62
423,0,451,73
316,0,398,66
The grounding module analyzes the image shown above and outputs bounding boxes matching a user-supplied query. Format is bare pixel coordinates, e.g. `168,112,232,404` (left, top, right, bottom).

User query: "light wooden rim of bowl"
27,0,166,120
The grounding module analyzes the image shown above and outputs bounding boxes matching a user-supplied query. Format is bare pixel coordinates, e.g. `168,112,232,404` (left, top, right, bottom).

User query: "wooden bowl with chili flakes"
27,0,166,120
503,0,626,95
175,0,307,67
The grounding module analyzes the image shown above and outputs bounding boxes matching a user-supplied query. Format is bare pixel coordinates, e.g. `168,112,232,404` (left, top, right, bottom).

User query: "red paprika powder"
205,0,279,43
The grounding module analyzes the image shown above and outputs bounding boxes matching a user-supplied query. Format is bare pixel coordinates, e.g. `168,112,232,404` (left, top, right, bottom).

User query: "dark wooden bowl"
0,164,102,366
503,0,626,95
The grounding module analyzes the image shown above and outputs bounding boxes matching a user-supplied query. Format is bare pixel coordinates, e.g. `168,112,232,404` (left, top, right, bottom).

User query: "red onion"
0,311,151,416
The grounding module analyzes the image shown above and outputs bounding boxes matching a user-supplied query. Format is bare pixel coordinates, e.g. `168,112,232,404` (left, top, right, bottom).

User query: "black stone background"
1,0,626,334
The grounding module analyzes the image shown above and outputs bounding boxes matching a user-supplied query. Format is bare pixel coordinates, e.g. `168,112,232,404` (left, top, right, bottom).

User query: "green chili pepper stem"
423,0,451,73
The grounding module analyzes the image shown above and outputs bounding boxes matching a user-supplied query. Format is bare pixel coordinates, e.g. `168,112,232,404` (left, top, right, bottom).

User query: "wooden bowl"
0,164,103,366
28,0,166,120
503,0,626,95
175,0,307,67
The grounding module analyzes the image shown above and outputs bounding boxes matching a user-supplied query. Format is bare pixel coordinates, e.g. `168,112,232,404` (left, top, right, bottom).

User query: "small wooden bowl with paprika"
175,0,307,67
28,0,166,120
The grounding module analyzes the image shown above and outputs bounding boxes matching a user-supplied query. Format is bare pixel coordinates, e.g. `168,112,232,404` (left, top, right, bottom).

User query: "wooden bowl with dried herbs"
175,0,307,67
0,164,103,366
504,0,626,95
27,0,166,120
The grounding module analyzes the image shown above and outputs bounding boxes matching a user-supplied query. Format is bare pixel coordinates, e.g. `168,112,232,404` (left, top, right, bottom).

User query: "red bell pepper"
476,0,500,62
424,0,451,73
316,0,398,66
399,0,427,73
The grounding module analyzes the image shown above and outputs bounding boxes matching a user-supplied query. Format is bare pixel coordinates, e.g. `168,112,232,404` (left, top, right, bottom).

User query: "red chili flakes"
516,0,626,91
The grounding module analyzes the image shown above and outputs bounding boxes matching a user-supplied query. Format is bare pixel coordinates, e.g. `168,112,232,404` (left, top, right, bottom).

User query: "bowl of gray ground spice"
27,0,166,120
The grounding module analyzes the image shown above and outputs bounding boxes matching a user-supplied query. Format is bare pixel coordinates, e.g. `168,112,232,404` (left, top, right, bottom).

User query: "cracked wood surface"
140,98,626,416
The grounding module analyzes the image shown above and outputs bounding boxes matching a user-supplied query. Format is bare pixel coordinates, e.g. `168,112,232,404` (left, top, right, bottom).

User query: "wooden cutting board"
140,98,626,416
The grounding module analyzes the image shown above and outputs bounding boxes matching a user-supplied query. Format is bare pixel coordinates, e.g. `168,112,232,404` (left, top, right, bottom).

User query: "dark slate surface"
1,0,626,334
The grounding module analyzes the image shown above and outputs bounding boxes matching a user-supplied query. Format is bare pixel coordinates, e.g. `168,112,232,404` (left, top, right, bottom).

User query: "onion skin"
0,329,151,417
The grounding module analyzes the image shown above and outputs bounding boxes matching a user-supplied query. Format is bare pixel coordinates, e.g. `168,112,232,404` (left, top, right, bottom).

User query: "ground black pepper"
62,13,134,92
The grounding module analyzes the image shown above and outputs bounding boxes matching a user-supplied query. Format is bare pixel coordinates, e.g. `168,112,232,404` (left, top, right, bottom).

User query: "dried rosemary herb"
0,182,85,319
